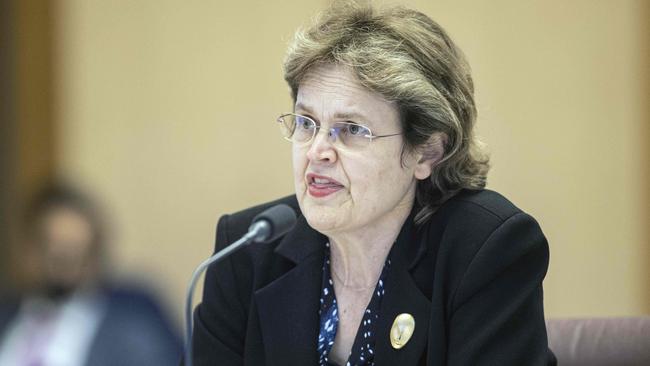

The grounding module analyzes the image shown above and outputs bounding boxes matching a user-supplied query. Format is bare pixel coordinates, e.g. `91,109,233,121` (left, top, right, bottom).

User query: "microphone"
248,203,298,243
183,204,296,366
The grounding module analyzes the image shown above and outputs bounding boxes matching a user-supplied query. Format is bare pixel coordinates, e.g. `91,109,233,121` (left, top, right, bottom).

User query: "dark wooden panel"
0,0,15,292
1,0,56,292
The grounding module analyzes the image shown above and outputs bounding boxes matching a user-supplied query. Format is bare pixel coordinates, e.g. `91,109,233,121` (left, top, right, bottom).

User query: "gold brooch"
390,313,415,349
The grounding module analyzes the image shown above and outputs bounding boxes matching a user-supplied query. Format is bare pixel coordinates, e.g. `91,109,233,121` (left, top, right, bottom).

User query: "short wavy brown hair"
283,1,490,223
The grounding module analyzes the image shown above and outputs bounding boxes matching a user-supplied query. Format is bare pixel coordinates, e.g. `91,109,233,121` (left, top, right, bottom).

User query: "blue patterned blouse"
317,242,391,366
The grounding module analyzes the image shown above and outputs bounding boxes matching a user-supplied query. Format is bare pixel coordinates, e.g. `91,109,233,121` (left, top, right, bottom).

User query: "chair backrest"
546,317,650,366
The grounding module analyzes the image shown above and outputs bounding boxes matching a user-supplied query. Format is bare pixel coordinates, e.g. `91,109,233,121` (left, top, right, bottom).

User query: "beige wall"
54,0,649,328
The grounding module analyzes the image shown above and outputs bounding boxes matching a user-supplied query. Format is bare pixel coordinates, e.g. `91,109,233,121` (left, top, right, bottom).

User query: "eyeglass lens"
279,114,372,149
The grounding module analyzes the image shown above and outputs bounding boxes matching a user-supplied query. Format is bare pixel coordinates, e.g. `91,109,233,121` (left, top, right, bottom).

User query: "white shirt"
0,291,106,366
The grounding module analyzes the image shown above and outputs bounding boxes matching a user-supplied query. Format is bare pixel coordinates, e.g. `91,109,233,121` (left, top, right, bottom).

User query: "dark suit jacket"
84,286,183,366
0,285,182,366
192,189,556,365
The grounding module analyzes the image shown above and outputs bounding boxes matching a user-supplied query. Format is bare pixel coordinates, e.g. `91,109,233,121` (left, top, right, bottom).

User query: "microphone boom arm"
183,203,295,366
184,221,269,366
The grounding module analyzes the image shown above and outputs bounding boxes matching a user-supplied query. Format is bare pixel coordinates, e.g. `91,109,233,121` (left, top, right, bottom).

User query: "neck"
327,199,413,289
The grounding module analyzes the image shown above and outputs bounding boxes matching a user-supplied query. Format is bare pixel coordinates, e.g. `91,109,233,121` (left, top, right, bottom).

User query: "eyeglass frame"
276,113,402,148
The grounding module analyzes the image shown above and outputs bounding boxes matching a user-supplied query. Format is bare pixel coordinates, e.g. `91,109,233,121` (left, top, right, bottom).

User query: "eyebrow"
294,102,370,124
293,102,312,114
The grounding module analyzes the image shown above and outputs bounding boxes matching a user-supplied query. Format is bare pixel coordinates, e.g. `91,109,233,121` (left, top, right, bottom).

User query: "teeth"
314,178,330,184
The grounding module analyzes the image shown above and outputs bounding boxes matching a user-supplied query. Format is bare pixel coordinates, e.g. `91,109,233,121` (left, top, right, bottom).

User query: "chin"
299,197,346,234
304,212,343,234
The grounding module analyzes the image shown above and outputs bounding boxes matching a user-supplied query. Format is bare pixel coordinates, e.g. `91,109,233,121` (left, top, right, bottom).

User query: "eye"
295,115,315,130
345,123,370,136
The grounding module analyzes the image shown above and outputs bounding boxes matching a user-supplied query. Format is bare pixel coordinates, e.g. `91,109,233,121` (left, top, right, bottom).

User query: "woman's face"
292,64,430,235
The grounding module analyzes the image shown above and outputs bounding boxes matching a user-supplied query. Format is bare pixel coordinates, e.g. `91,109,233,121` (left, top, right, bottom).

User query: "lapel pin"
390,313,415,349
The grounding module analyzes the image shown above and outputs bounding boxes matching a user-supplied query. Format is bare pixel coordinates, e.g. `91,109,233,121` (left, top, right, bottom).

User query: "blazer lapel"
254,207,432,366
374,212,432,366
254,214,327,366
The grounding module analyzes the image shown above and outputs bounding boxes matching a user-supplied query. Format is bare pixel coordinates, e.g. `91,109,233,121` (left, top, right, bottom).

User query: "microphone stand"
184,222,269,366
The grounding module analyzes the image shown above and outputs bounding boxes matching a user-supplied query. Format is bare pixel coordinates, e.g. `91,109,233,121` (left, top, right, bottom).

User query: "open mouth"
306,173,344,198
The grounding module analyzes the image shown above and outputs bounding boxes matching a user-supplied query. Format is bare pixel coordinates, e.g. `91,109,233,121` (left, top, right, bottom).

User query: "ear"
413,133,447,180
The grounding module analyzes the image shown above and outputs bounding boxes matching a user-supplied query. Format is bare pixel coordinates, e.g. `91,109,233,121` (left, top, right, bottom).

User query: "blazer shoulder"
425,189,546,283
425,189,549,314
446,189,523,222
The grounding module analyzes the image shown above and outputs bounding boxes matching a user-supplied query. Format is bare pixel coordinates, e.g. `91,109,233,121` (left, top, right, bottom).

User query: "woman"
192,2,555,365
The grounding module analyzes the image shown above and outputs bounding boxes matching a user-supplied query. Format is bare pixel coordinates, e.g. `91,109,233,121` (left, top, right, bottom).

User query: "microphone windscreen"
251,204,297,242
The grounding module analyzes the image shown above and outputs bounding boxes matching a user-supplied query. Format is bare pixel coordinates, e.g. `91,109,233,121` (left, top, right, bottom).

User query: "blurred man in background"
0,183,182,366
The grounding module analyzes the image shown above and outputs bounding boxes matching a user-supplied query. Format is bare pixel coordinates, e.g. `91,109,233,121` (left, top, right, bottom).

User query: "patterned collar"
317,242,392,366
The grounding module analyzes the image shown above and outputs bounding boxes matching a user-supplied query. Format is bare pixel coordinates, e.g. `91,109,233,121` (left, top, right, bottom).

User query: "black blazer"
192,189,556,365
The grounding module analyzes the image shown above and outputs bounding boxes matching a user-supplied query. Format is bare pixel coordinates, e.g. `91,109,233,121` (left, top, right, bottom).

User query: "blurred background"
1,0,648,344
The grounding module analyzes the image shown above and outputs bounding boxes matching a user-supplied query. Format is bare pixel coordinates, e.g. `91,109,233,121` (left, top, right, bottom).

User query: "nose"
306,128,338,164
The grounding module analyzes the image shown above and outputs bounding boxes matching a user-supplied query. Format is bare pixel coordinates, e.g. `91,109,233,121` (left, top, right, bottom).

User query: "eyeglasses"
277,113,401,150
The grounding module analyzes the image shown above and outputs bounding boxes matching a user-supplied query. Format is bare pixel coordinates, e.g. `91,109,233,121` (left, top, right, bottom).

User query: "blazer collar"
274,213,326,264
255,205,431,366
254,214,326,366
